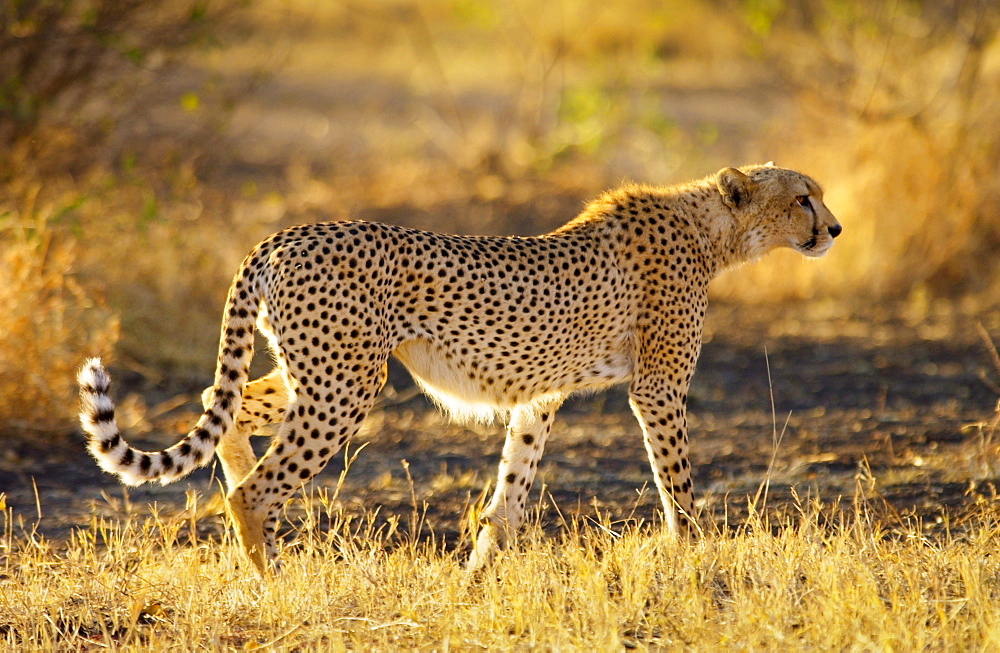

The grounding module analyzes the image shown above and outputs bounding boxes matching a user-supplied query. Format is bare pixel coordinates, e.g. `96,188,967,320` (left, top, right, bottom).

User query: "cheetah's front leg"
468,399,562,572
629,380,696,538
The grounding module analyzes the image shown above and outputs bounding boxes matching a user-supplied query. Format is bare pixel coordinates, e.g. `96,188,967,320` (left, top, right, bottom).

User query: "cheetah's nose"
828,223,842,239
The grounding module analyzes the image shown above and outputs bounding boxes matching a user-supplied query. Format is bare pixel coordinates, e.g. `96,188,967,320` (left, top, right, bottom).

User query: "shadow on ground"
2,304,998,552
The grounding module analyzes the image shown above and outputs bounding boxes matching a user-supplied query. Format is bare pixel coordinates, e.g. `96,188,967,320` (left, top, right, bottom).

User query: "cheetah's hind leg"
227,358,389,573
201,368,291,492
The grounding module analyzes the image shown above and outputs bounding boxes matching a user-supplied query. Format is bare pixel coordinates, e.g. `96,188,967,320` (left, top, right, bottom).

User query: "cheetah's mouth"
795,235,831,258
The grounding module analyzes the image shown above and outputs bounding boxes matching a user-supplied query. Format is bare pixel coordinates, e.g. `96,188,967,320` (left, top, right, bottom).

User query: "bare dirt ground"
3,303,998,553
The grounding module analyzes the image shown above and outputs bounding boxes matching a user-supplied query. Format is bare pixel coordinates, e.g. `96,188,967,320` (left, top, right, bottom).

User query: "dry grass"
2,486,1000,650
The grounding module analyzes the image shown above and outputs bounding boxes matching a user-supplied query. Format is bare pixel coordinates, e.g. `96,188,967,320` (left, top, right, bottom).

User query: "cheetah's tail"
78,253,262,486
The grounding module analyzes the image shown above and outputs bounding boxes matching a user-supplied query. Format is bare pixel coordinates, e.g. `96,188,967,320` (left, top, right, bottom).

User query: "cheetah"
78,163,841,572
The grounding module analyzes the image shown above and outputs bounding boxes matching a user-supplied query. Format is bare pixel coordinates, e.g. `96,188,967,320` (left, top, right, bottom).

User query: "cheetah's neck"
657,180,756,278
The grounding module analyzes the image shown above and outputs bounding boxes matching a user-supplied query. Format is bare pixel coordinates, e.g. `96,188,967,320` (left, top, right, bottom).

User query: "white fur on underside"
392,337,633,424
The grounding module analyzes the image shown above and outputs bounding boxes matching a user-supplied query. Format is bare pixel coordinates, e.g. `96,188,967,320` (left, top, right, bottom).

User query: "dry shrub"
0,189,118,434
712,0,1000,302
0,0,230,144
0,0,250,385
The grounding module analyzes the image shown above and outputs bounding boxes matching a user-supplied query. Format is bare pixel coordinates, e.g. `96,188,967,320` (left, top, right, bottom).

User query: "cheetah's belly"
392,339,500,421
392,336,633,422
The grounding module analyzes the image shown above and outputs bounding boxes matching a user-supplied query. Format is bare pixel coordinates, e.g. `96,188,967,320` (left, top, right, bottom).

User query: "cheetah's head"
716,163,841,259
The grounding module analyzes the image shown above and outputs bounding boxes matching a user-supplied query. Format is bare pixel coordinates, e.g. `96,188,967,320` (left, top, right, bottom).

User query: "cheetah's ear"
716,167,754,211
764,160,776,167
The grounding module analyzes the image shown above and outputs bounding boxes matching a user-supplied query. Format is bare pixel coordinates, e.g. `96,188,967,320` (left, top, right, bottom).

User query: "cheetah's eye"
795,195,810,208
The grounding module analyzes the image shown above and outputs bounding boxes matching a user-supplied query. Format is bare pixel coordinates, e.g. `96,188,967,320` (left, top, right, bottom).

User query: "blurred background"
1,0,999,435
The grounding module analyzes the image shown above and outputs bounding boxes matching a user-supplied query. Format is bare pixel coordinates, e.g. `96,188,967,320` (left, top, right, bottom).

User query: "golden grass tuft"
2,487,1000,649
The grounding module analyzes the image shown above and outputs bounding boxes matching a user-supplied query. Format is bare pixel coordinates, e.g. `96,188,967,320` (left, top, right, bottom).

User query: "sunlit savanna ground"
1,0,999,648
